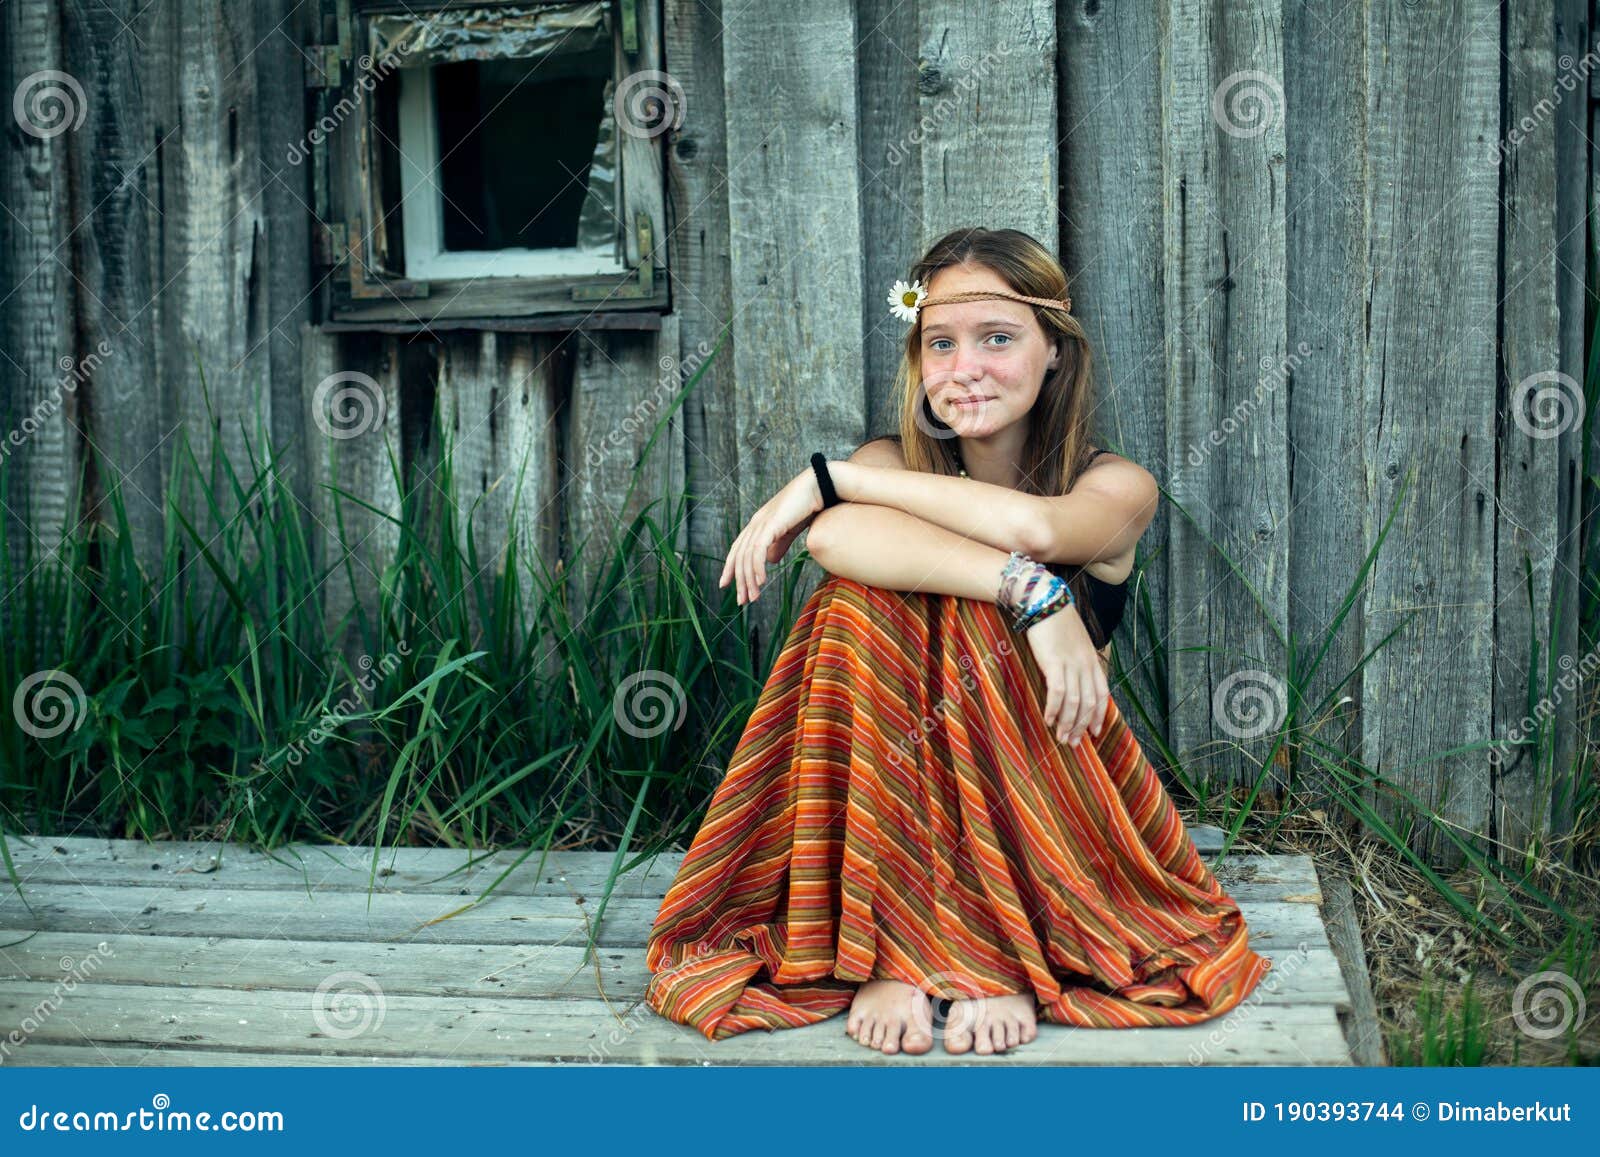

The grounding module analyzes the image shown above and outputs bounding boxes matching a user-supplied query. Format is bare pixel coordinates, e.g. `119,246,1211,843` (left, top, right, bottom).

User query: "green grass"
1387,976,1492,1066
0,340,793,944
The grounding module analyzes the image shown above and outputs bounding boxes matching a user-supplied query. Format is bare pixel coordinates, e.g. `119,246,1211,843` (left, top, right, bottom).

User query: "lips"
951,396,994,406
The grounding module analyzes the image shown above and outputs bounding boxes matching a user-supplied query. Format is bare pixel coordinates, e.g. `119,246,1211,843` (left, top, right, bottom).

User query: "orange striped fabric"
645,574,1272,1040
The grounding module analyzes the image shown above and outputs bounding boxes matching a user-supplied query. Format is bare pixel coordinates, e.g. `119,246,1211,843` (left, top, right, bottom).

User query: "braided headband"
888,280,1072,323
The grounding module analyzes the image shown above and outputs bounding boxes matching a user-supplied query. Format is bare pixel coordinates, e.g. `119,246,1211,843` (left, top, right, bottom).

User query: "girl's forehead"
921,312,1027,336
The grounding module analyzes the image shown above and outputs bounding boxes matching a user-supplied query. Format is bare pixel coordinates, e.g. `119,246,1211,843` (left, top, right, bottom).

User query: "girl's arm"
803,435,1015,599
803,501,1013,600
803,502,1108,668
828,457,1156,568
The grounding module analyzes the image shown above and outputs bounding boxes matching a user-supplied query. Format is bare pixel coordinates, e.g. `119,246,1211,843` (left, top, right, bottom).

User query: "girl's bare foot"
942,991,1038,1055
846,979,935,1055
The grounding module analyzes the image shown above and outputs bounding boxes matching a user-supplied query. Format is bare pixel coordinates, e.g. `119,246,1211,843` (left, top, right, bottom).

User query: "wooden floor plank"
0,836,1357,1067
0,930,1351,1010
3,833,1313,901
0,981,1352,1065
0,885,1332,950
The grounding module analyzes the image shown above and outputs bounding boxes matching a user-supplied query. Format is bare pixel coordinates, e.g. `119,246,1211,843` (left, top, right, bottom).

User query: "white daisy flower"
887,278,927,323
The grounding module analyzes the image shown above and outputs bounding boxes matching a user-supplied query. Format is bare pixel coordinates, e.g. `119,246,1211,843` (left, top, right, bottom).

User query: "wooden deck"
0,827,1367,1066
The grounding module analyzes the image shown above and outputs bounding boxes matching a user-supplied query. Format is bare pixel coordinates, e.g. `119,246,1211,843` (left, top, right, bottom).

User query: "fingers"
1054,667,1081,745
1041,664,1064,734
730,525,772,605
722,528,743,599
1063,664,1111,745
1062,667,1098,746
1089,663,1110,737
724,527,748,602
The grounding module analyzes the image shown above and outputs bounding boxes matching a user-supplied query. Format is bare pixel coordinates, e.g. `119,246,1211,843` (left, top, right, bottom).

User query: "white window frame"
395,63,627,282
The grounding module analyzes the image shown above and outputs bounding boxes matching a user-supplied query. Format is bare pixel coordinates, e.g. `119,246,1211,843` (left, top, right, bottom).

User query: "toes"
850,1014,873,1047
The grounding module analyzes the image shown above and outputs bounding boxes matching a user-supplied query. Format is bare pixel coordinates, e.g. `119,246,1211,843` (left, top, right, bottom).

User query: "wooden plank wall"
1361,1,1501,863
1163,2,1291,803
0,0,1589,869
1,0,81,577
718,0,867,655
1059,0,1168,736
1281,0,1369,818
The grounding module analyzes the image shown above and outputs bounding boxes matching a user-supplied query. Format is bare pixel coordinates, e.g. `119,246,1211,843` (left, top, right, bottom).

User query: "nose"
949,338,984,385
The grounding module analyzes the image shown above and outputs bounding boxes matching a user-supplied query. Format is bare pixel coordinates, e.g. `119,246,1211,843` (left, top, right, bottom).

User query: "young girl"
644,227,1272,1056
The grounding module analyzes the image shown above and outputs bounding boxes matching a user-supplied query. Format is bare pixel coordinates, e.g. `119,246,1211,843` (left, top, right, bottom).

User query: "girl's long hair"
884,226,1108,636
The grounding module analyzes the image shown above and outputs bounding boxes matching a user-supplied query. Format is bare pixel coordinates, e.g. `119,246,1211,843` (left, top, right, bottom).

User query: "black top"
1047,447,1130,649
856,437,1131,648
1046,561,1129,650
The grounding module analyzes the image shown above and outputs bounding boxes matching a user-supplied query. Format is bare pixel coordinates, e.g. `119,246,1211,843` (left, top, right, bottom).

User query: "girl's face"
917,263,1061,439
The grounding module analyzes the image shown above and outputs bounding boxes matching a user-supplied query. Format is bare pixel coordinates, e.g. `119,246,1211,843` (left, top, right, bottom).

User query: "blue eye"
929,334,1012,351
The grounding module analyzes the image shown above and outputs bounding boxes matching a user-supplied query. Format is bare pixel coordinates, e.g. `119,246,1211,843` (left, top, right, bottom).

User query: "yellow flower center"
901,291,918,307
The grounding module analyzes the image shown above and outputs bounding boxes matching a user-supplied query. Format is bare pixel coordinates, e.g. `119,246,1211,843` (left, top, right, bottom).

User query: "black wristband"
810,451,841,508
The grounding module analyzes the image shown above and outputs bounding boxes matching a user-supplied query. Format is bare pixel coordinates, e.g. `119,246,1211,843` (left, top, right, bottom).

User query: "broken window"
305,0,668,325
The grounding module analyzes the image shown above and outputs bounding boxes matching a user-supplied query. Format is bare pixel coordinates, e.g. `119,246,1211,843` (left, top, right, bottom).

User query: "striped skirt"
644,573,1272,1040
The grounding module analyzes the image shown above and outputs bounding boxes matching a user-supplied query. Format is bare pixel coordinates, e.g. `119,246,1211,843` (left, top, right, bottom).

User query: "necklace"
955,446,969,478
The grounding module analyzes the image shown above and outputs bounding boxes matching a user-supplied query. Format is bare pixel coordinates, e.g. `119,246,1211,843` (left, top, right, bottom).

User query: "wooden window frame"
305,0,668,328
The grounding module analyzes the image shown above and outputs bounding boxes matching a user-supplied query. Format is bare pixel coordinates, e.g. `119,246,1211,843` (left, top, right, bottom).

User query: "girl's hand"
719,468,825,604
1021,603,1109,747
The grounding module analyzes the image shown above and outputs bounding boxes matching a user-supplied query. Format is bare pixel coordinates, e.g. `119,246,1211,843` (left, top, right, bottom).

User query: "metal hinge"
304,44,341,88
572,213,657,300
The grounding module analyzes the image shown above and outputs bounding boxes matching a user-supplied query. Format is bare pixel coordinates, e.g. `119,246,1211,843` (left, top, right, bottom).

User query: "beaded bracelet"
997,551,1076,633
